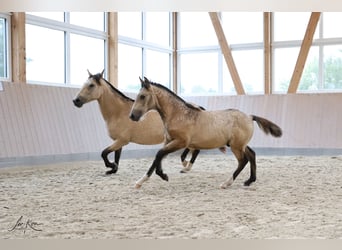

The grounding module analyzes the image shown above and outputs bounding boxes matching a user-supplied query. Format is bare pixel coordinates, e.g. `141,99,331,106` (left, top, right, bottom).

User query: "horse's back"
189,109,254,149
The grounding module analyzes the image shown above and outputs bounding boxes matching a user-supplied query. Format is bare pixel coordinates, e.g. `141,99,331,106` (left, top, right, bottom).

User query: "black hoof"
244,178,255,186
160,174,169,181
105,168,118,175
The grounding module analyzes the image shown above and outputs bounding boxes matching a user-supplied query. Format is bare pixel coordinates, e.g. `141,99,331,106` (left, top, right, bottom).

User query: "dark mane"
91,73,134,102
149,81,203,111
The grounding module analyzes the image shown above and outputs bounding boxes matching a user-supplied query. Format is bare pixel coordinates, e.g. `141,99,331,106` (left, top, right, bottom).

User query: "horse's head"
129,77,157,121
73,69,105,108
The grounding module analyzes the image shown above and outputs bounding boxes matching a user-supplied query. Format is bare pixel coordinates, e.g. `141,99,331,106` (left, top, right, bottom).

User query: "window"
26,12,106,86
273,12,342,93
180,52,219,94
118,12,172,92
0,13,9,80
179,12,264,95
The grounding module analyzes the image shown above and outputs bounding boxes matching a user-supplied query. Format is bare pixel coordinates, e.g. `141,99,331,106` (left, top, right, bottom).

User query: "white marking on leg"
220,176,234,189
182,160,189,168
180,162,193,173
135,175,149,189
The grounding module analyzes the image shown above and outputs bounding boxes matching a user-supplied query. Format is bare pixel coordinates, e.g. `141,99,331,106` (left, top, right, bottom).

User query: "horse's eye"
140,95,145,100
89,83,95,89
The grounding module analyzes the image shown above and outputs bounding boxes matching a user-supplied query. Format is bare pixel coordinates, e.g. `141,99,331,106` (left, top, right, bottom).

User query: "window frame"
0,12,11,82
178,12,265,96
25,12,108,86
272,12,342,94
118,12,173,91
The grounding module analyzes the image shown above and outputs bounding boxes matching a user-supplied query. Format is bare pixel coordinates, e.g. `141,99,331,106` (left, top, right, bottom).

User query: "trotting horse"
129,77,282,189
73,70,203,175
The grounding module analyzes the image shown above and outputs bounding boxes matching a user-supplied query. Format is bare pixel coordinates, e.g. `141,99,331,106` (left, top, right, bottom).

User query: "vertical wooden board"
5,84,26,157
48,87,69,154
63,87,90,153
11,13,26,83
16,83,38,156
0,84,11,157
263,12,271,94
36,85,57,155
28,84,49,156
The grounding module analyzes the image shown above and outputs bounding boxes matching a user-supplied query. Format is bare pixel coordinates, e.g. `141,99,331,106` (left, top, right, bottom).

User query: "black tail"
252,115,282,137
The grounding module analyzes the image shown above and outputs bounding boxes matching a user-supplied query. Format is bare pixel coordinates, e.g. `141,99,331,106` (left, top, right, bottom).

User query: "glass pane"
118,12,142,40
70,12,105,31
145,50,170,87
323,12,342,38
145,12,170,46
273,12,318,41
0,18,6,78
179,12,218,48
222,64,237,94
273,47,300,92
323,45,342,90
222,12,263,44
118,44,142,92
26,12,64,22
231,49,264,93
26,24,65,84
180,53,218,95
298,46,319,91
70,34,105,85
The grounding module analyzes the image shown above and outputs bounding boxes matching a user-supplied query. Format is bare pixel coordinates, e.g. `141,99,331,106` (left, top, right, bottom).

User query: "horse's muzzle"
129,111,141,122
73,98,84,108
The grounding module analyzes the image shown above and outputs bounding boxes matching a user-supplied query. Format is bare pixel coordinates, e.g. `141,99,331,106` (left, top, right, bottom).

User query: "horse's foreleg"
180,149,200,173
244,146,256,186
135,140,185,188
101,141,126,175
220,147,248,189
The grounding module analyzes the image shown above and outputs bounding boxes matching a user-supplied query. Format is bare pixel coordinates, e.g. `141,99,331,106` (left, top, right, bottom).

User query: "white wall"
0,82,341,166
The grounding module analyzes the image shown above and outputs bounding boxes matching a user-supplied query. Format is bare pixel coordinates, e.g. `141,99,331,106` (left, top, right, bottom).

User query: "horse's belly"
189,133,228,149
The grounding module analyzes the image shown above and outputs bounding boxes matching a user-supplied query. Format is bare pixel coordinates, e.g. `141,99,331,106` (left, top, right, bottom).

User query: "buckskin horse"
129,77,282,188
73,71,204,175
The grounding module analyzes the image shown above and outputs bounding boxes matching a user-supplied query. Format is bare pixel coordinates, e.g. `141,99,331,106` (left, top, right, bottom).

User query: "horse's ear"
100,69,105,78
142,77,151,89
139,76,144,84
140,76,150,89
87,69,92,77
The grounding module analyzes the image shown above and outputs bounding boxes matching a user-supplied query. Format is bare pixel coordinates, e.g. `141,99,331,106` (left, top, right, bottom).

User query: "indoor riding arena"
0,11,341,239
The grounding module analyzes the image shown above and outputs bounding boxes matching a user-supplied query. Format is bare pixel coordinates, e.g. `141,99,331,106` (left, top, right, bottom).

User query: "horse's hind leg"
244,146,256,186
180,149,200,173
180,148,190,167
220,147,248,189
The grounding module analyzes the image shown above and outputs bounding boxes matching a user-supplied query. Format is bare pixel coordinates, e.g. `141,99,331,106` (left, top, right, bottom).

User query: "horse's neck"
153,86,188,123
97,87,132,122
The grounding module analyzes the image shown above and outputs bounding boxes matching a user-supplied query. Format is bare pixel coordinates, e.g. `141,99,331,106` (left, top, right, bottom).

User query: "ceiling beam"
287,12,321,94
209,12,245,95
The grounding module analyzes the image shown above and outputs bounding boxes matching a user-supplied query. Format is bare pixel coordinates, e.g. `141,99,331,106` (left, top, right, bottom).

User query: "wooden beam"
209,12,245,95
287,12,321,94
107,12,118,87
264,12,272,94
11,12,26,83
172,12,178,93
